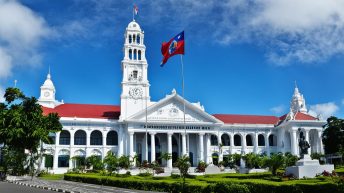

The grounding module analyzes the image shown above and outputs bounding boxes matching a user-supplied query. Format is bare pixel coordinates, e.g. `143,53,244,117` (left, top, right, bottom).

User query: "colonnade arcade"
127,128,279,168
43,128,120,170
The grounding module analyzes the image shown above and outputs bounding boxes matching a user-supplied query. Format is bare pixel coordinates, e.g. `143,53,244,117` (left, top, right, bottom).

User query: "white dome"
127,21,141,31
42,73,55,89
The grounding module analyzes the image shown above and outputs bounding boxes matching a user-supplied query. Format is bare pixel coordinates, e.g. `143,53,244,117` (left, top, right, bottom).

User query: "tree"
118,155,130,170
103,151,118,175
263,153,285,175
159,152,172,166
285,152,298,167
323,116,344,154
0,87,62,177
175,155,190,191
86,155,104,171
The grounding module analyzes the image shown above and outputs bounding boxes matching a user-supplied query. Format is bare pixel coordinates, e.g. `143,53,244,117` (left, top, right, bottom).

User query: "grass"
38,174,64,180
64,172,336,185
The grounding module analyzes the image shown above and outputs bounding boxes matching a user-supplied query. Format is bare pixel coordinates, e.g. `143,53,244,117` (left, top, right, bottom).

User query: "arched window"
128,35,132,43
134,49,137,60
234,134,241,146
106,131,118,145
210,135,218,146
246,135,253,146
58,149,70,167
133,34,136,43
138,50,142,60
137,34,140,44
269,134,277,146
59,130,70,145
258,134,265,146
221,134,230,146
74,130,86,145
90,130,102,145
129,49,132,59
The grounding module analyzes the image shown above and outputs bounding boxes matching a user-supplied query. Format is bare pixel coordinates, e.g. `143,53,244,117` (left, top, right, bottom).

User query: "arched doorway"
246,135,253,146
258,134,265,146
234,134,242,146
106,131,118,145
221,133,230,146
172,135,179,164
212,153,219,165
189,152,194,166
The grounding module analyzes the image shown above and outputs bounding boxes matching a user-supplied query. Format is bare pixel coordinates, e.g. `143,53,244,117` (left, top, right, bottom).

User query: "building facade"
38,20,326,174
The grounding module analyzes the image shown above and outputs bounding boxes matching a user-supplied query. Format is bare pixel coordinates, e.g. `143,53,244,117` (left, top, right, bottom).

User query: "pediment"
127,93,222,124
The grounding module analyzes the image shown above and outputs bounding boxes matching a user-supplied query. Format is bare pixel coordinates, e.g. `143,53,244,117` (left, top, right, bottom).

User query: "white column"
290,130,297,156
53,132,60,170
102,131,107,159
218,133,223,162
206,134,211,164
150,132,156,162
305,130,310,154
182,133,187,156
254,133,258,154
118,128,124,156
129,131,134,159
198,133,204,162
167,132,173,168
265,133,270,156
230,134,234,154
318,131,324,154
242,134,246,154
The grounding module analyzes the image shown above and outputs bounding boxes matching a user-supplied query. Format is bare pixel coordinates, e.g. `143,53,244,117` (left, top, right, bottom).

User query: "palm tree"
159,152,172,167
175,155,190,191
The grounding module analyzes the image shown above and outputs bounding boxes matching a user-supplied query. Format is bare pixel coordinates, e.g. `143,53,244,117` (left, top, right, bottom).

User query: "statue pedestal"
286,154,334,178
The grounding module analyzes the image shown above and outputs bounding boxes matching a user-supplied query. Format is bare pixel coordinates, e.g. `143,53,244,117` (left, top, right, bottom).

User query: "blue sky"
0,0,344,118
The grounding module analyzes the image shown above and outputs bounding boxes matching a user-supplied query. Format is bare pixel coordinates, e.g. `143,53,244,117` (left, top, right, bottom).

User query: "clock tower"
120,20,150,120
38,70,63,108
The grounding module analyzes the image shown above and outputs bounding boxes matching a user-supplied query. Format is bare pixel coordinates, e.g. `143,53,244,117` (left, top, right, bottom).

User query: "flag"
161,31,184,66
134,5,139,15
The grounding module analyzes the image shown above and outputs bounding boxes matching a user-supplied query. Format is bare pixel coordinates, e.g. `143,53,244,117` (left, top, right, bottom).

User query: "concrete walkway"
6,176,164,193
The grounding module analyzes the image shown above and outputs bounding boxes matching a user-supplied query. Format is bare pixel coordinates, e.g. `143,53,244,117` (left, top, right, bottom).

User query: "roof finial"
294,80,298,89
47,65,51,79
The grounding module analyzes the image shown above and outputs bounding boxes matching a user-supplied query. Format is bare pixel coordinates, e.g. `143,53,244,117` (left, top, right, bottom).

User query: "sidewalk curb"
7,180,81,193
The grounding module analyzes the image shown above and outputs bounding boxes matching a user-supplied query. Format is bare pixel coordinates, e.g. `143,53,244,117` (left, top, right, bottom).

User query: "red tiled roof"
213,114,280,125
42,103,120,119
279,112,317,121
294,112,317,120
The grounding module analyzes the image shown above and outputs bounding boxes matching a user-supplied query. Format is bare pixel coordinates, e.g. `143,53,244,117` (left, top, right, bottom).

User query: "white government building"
38,20,326,174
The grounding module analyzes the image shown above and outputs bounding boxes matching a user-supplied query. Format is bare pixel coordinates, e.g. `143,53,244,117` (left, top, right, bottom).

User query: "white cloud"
342,99,344,105
270,105,286,114
309,102,339,119
0,86,4,103
0,0,51,79
137,0,344,65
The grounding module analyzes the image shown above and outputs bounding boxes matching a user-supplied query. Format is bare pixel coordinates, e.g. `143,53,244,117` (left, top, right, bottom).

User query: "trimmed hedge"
64,173,344,193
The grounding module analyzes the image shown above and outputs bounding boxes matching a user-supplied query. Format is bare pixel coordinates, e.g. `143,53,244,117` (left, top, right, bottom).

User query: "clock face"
129,87,143,99
44,91,50,97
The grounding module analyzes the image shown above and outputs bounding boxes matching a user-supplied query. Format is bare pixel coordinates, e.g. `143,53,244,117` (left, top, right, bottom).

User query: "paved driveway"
0,181,54,193
5,177,165,193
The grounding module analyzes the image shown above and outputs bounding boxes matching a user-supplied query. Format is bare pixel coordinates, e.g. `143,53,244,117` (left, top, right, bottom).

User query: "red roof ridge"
42,103,120,119
213,113,280,125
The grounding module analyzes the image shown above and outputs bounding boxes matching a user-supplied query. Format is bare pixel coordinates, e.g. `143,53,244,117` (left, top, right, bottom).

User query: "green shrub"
212,182,250,193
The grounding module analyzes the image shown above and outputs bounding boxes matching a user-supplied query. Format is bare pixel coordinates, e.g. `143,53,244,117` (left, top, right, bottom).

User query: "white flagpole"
132,6,135,21
180,55,187,156
145,85,148,162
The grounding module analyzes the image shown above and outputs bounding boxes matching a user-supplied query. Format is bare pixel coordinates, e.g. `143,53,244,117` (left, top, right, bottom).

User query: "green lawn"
38,174,64,180
64,172,344,193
